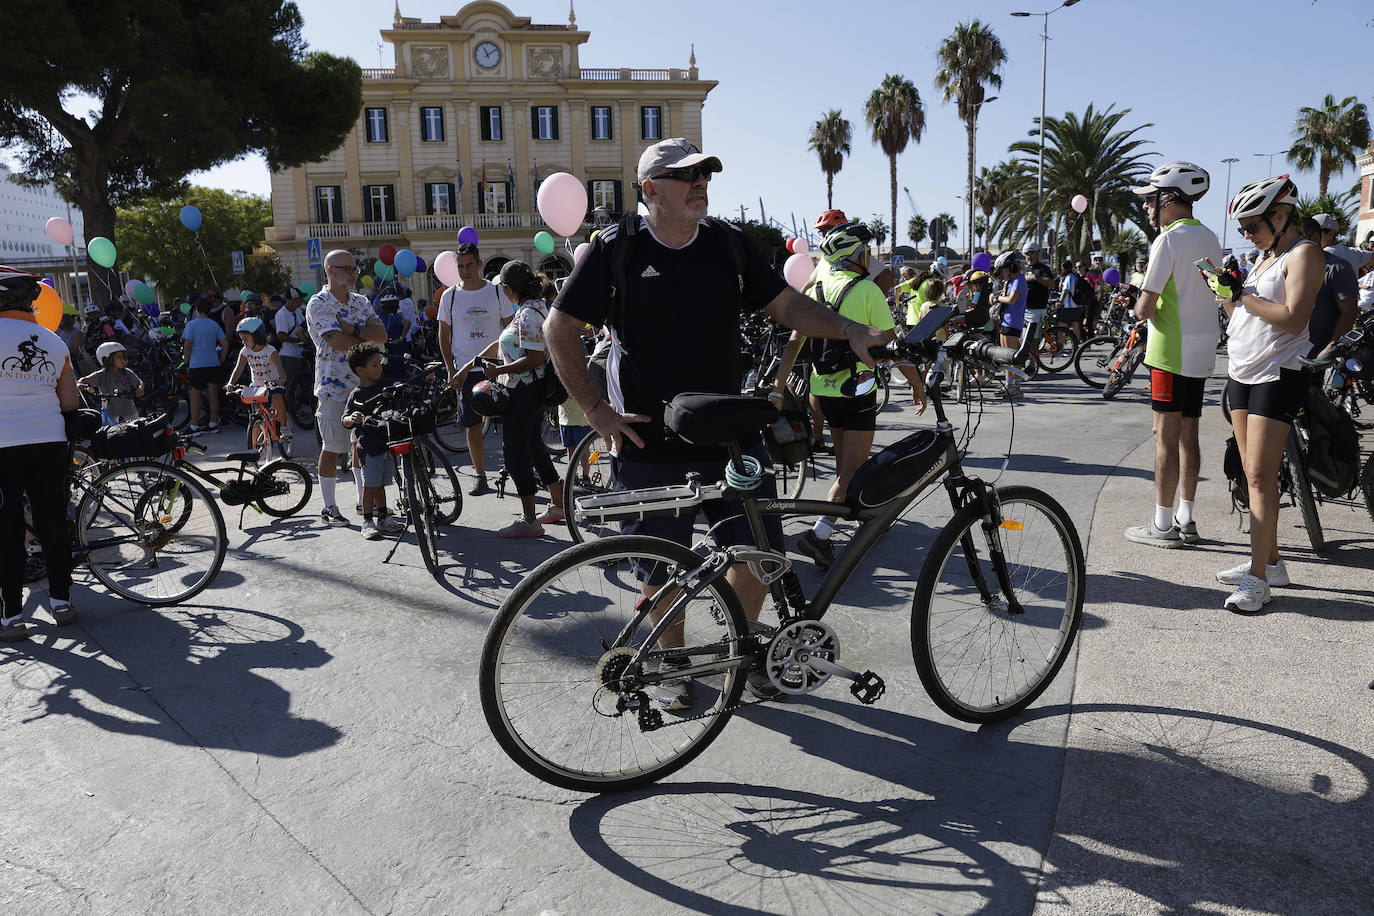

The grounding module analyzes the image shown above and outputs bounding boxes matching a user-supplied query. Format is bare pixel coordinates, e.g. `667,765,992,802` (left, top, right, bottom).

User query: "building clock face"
474,41,501,69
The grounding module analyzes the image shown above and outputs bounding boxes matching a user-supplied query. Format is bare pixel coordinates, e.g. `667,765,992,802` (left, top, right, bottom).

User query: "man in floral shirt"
306,249,387,527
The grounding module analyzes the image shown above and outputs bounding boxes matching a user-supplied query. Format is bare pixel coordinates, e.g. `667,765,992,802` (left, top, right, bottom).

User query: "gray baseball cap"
1312,213,1338,231
636,138,723,183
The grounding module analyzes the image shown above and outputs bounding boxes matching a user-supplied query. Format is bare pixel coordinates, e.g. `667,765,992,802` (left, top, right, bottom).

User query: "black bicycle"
480,328,1086,792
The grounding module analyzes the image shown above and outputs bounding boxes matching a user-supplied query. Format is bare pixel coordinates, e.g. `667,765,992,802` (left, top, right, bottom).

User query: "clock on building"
474,41,501,69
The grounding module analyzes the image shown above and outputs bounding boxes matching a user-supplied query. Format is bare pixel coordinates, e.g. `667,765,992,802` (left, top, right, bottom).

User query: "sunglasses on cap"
649,165,713,183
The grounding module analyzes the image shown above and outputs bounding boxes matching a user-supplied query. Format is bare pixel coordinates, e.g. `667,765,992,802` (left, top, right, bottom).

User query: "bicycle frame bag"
1302,386,1359,498
89,416,176,460
759,385,812,466
845,429,950,511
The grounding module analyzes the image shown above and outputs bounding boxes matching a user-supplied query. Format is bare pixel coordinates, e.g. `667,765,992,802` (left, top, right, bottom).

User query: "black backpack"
1071,274,1096,308
1302,386,1360,498
807,277,864,375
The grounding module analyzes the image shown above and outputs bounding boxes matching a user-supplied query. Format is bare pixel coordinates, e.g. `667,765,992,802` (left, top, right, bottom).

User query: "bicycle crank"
763,620,883,703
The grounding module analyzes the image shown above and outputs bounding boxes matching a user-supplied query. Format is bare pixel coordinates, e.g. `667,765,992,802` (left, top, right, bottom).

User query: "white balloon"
793,237,810,254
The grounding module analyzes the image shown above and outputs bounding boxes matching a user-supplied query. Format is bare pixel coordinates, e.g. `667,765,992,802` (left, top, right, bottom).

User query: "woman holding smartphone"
1213,176,1322,613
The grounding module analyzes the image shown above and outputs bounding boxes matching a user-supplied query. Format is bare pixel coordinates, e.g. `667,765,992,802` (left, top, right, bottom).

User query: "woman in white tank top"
1216,176,1323,613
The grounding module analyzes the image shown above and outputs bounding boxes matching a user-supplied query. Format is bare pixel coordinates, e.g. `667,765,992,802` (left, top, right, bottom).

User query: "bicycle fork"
947,477,1026,616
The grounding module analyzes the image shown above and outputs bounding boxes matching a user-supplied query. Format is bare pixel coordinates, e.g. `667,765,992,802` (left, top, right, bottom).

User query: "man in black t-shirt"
1023,241,1054,315
1301,216,1359,358
549,139,888,706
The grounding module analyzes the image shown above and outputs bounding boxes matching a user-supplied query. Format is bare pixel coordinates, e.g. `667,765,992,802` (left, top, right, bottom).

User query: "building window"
591,106,613,141
365,108,389,143
479,106,503,141
315,186,344,224
425,182,456,215
590,180,621,215
363,184,396,223
531,106,559,141
420,107,444,141
641,106,662,140
481,182,509,214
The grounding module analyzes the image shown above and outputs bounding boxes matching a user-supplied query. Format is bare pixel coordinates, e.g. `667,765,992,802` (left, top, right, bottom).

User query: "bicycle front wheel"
911,485,1085,723
1284,433,1325,553
1102,347,1143,400
431,386,467,452
541,407,564,456
1035,327,1079,374
1073,336,1118,389
480,535,749,793
78,462,227,605
419,440,463,525
401,451,441,577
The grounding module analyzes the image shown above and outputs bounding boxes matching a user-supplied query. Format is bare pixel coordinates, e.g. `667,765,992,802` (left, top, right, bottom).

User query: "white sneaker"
360,519,383,541
1217,559,1289,587
1125,521,1184,548
653,657,695,713
1224,573,1271,614
377,514,406,534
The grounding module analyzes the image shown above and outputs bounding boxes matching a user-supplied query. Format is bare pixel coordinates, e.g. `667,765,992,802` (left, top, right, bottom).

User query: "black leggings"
1,441,72,620
502,382,559,499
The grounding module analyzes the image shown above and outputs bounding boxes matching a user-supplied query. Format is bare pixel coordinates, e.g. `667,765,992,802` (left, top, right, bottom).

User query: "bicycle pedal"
849,670,886,705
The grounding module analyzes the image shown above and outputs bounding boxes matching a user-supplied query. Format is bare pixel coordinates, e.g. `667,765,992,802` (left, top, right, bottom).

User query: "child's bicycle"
1075,319,1147,396
225,384,292,463
479,328,1087,792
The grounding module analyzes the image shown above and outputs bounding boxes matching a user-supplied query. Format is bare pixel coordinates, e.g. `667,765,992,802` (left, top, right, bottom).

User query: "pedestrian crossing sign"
231,250,245,275
307,237,323,269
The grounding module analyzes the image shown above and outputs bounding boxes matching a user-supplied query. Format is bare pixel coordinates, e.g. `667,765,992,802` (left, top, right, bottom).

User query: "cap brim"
1130,185,1155,196
649,152,723,177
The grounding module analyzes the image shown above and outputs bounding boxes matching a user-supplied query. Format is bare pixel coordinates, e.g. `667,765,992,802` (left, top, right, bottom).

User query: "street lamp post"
1253,148,1290,176
1012,0,1083,252
1220,157,1239,250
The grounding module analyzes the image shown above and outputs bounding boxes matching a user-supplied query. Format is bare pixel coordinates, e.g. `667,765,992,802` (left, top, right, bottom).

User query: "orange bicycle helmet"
813,209,848,232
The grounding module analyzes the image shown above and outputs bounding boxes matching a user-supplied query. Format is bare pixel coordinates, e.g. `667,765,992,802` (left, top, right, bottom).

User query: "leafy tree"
934,21,1007,264
993,104,1154,261
1296,189,1361,239
0,0,362,292
864,75,926,262
907,214,927,250
807,110,852,210
116,187,276,297
729,218,787,267
244,251,293,297
1288,94,1371,198
866,216,889,249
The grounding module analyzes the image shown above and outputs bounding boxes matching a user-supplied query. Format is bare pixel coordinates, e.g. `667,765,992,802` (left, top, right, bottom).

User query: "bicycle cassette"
764,620,840,695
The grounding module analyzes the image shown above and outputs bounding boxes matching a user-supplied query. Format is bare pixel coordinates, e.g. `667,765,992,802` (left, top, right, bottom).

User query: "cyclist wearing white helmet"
225,315,293,444
1210,174,1323,613
992,250,1028,397
78,340,144,425
1123,160,1222,551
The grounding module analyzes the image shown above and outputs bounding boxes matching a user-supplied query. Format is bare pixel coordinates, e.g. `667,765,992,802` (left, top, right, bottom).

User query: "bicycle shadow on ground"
433,525,566,608
962,453,1153,480
569,700,1373,915
228,516,326,554
1,604,340,758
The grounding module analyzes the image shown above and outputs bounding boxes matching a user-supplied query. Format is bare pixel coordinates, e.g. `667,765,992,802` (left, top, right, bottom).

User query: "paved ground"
3,364,1371,915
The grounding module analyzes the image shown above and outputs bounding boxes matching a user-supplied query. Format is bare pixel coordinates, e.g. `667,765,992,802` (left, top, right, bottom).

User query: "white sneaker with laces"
653,657,694,712
360,519,383,541
1125,521,1184,548
1172,516,1200,545
1224,573,1271,613
1217,559,1289,587
377,514,406,534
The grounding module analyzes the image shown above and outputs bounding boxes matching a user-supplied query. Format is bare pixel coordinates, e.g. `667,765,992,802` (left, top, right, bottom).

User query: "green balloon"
534,231,556,255
88,236,117,269
180,302,192,315
373,261,394,280
299,281,318,296
133,282,156,304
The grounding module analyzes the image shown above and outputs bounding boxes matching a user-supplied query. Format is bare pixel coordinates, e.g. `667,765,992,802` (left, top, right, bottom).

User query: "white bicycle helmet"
927,261,948,279
84,302,100,316
819,221,873,265
993,250,1023,274
96,341,126,365
1228,175,1299,221
1134,161,1210,201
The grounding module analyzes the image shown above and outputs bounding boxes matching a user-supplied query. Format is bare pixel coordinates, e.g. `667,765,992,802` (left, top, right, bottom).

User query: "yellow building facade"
266,0,716,295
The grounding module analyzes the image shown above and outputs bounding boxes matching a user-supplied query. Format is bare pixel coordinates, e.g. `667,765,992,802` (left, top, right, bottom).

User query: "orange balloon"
34,282,62,331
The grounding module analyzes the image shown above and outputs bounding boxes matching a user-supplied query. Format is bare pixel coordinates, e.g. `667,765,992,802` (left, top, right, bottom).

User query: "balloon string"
195,235,220,288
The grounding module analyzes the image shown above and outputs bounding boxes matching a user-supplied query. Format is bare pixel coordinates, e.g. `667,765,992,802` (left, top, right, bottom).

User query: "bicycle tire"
286,372,317,431
402,451,442,578
540,407,564,456
252,459,314,518
564,429,620,544
78,461,227,606
911,485,1085,723
1360,452,1374,523
1284,433,1325,553
1035,326,1079,374
480,534,749,792
1073,336,1118,389
431,386,467,452
419,439,463,525
1221,382,1232,425
1102,347,1142,400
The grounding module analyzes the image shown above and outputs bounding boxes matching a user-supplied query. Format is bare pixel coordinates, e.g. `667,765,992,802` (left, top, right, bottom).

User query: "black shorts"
815,390,878,432
615,443,784,585
1225,369,1306,425
998,325,1023,339
188,366,220,390
1150,369,1206,418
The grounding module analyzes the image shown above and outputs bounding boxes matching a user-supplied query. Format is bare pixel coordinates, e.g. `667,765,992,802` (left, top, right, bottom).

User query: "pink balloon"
573,242,591,264
536,172,588,237
45,217,74,247
434,250,460,287
794,237,810,255
1071,194,1088,214
783,252,814,292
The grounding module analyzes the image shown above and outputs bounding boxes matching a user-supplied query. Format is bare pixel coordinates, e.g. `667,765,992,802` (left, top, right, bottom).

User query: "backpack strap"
608,214,639,327
704,216,747,293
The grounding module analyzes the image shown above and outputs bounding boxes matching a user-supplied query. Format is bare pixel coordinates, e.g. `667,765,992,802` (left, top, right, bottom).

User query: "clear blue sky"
184,0,1372,251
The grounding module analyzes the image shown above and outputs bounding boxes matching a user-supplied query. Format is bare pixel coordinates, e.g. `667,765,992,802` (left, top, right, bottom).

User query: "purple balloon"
414,255,427,274
970,252,993,273
457,226,479,245
1102,267,1121,286
142,302,160,317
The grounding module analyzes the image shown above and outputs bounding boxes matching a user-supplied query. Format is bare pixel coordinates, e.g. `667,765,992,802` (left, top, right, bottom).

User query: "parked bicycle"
1075,319,1147,397
480,327,1086,792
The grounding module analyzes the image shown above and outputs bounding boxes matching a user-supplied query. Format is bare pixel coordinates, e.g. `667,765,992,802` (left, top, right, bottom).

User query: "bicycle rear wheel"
1284,432,1325,553
1102,347,1143,400
564,430,621,543
1073,336,1118,389
286,372,316,431
541,406,564,456
253,459,314,518
911,485,1085,723
480,535,749,792
1035,327,1079,374
78,462,227,605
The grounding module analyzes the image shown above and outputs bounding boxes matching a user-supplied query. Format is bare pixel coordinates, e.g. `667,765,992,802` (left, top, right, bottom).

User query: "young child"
341,343,405,540
224,316,292,444
79,341,144,425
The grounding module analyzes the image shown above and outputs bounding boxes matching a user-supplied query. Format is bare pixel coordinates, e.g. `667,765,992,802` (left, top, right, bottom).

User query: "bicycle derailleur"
592,646,664,731
764,620,886,705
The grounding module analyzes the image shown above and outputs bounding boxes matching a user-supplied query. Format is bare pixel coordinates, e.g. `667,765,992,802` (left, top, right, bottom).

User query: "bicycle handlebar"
868,331,1026,369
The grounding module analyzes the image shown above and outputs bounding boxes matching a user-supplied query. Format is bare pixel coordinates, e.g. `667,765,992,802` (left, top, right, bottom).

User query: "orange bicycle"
1075,319,1147,398
228,385,292,463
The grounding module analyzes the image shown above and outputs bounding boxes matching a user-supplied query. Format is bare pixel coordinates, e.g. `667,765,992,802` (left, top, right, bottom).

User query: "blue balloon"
393,248,417,277
179,205,202,233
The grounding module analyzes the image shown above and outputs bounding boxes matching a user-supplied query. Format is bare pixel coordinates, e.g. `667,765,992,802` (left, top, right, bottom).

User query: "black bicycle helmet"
0,265,42,311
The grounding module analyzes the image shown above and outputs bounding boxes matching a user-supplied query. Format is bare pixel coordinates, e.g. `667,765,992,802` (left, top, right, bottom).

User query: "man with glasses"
306,250,387,527
546,138,888,709
1125,161,1221,549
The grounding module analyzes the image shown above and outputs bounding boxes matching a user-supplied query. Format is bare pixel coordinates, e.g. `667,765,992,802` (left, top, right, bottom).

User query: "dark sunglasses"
650,165,713,183
1238,219,1264,236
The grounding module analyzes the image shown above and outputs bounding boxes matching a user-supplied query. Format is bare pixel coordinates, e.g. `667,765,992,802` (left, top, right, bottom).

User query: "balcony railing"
361,68,401,80
578,68,691,81
277,213,603,243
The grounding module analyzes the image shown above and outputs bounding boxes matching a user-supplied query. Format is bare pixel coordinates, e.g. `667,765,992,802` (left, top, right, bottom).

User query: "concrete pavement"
2,367,1371,914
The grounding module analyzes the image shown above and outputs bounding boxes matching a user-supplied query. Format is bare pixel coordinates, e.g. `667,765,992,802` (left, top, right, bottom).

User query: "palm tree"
907,214,927,250
807,110,853,210
992,104,1154,261
976,161,1021,247
934,21,1008,263
867,216,889,249
933,211,958,253
1288,94,1371,197
865,75,926,255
